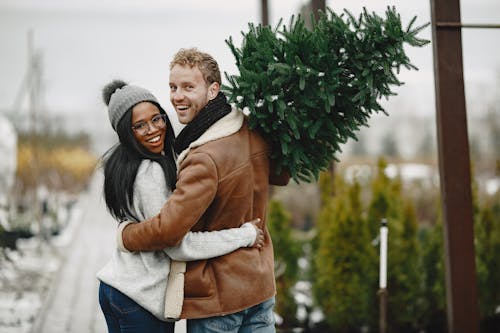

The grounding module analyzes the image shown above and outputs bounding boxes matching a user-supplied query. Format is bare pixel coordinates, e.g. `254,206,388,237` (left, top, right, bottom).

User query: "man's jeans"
98,282,174,333
188,297,276,333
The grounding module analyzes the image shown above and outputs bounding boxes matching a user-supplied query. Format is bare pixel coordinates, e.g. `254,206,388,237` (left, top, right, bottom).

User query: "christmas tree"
224,7,429,182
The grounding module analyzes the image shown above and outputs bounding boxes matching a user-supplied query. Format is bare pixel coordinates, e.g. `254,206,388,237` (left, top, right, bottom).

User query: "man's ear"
208,82,220,100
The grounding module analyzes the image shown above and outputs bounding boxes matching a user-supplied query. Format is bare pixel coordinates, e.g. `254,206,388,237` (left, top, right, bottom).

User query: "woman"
97,80,263,333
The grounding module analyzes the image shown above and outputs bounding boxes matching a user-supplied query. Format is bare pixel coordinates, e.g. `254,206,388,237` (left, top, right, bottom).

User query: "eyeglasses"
131,114,168,136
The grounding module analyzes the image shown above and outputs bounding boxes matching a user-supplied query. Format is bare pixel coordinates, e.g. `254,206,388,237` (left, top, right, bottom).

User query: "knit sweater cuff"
117,221,135,253
240,222,258,246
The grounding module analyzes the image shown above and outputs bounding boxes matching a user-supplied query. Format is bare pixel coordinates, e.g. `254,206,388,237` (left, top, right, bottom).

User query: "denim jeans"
187,297,276,333
98,282,174,333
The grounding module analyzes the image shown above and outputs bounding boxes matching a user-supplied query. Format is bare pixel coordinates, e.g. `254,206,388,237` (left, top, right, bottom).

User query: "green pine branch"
223,6,430,183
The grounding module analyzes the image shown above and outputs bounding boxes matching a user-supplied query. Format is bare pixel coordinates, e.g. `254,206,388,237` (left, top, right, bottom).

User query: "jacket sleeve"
121,152,218,250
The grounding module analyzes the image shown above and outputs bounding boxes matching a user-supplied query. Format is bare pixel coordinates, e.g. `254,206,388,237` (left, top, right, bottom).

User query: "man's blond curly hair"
170,48,221,85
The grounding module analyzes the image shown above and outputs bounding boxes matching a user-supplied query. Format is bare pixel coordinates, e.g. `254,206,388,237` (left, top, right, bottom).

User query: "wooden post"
311,0,326,19
430,1,479,332
261,0,269,26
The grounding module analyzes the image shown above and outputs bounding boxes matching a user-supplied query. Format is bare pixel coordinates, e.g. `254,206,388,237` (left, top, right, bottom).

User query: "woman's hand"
247,218,264,250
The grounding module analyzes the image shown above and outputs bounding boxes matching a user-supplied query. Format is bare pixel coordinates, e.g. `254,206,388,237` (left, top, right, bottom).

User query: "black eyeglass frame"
131,114,168,136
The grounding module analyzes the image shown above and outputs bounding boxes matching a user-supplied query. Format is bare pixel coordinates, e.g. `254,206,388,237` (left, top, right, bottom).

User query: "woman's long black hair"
101,80,177,221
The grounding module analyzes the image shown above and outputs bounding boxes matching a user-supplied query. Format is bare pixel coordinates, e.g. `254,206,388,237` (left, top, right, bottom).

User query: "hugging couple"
97,47,290,333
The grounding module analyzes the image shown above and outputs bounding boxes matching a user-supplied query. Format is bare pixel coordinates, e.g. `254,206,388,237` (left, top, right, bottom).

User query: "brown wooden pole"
311,0,326,19
261,0,269,26
430,1,479,332
436,22,500,29
378,288,388,333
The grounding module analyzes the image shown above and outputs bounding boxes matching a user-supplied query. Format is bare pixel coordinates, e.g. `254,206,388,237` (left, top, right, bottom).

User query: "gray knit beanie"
105,83,159,131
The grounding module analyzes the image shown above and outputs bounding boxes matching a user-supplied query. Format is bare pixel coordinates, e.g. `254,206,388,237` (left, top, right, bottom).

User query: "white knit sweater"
96,160,257,321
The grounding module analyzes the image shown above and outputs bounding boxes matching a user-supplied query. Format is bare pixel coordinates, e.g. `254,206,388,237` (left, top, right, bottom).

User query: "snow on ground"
0,203,83,333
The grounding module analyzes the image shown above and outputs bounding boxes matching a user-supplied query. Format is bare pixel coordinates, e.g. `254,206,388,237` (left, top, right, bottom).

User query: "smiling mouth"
176,105,189,111
147,135,161,143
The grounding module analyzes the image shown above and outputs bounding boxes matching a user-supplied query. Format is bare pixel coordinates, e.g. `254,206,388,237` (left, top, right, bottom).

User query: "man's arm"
120,152,218,251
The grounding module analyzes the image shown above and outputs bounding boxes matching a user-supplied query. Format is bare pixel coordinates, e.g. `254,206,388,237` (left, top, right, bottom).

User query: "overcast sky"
1,0,499,141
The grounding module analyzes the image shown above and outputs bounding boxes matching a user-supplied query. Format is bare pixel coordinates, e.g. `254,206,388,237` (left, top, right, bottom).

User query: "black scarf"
173,92,232,155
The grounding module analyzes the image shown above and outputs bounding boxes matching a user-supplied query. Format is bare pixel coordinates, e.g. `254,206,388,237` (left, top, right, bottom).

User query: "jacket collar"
176,107,244,168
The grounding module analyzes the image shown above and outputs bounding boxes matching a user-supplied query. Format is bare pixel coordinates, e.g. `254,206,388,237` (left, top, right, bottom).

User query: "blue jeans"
98,282,174,333
187,297,276,333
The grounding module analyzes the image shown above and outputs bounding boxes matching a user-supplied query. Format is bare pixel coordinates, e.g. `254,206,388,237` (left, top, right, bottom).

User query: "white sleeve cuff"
240,222,258,247
117,221,135,253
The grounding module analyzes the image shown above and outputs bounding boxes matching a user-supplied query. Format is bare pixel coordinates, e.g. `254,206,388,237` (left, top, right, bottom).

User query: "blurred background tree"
16,131,96,194
271,151,499,332
313,176,374,331
366,159,424,331
268,199,302,329
4,126,97,247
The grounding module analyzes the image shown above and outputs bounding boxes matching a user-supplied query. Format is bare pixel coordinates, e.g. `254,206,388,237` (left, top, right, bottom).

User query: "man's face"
169,64,218,124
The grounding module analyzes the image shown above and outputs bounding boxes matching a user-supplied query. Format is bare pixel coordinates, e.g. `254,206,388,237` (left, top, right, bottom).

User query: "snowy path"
29,170,187,333
30,170,114,333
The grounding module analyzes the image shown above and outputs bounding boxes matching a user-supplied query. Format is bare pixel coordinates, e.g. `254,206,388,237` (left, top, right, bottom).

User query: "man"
118,48,289,332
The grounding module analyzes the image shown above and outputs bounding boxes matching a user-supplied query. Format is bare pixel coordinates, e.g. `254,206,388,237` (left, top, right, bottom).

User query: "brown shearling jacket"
120,109,289,318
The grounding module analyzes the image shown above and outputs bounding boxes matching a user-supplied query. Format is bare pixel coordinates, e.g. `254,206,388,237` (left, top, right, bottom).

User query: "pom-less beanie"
108,85,159,131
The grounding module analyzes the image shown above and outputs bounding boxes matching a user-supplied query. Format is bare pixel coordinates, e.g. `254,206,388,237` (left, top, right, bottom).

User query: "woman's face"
131,102,166,154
